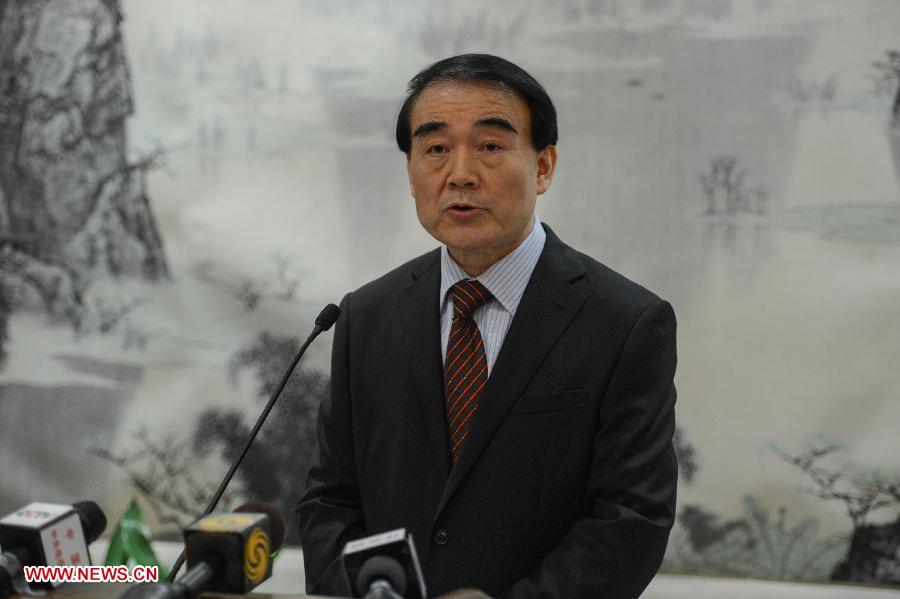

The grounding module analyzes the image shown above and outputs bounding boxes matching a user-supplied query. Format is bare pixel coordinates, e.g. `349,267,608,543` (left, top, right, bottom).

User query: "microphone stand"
166,304,340,581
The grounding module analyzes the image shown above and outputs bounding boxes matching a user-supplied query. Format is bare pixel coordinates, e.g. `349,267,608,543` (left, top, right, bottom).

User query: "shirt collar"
439,214,546,316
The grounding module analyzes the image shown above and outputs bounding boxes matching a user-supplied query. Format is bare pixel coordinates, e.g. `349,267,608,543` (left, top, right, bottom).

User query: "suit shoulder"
570,248,667,315
346,248,439,307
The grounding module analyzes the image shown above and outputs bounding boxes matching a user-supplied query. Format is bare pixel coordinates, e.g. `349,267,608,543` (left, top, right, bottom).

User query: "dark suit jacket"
296,224,678,598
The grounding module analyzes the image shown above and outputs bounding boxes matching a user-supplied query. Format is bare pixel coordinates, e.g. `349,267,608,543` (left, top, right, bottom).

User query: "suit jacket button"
434,529,450,545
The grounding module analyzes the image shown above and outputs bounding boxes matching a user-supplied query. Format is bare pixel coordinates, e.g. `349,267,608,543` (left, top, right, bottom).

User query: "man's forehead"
409,80,529,127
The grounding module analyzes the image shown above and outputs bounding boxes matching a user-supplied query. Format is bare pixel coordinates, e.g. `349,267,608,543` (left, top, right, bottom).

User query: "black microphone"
315,303,341,331
166,303,340,581
0,501,107,596
234,501,286,554
122,502,285,598
342,528,427,599
358,556,406,599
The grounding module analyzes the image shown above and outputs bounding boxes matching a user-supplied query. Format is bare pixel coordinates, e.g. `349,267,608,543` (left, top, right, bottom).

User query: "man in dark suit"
297,54,677,598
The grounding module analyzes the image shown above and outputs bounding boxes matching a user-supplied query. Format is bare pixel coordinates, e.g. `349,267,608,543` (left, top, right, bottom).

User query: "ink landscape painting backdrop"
1,0,899,588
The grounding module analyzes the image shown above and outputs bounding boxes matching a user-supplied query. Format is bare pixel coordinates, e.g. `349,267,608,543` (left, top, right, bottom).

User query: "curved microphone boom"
167,303,340,581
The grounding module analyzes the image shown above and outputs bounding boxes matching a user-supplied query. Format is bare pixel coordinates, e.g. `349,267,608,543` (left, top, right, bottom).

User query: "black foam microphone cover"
315,303,341,331
356,556,407,596
73,501,107,542
234,501,285,553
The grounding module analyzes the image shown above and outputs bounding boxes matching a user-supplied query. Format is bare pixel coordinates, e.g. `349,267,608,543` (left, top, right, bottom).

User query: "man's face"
406,80,556,274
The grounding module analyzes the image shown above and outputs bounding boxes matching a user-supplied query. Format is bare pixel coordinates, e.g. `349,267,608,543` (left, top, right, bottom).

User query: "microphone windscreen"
234,502,285,553
72,501,107,542
314,303,341,331
357,555,407,596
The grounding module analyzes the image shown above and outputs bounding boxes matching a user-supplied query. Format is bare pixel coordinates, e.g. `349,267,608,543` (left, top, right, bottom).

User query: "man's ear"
406,153,416,198
535,145,557,196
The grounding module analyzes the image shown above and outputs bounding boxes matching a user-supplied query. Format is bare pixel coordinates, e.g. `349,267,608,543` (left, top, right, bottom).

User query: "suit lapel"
404,250,452,484
434,226,587,520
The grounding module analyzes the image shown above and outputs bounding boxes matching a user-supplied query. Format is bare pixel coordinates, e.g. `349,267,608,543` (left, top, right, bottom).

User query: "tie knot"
450,280,491,320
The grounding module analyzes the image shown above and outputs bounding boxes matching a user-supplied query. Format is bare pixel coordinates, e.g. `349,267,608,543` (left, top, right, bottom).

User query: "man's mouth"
445,205,485,220
445,202,484,214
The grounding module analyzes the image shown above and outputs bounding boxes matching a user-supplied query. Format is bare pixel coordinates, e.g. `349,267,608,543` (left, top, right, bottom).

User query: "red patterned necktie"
445,279,492,464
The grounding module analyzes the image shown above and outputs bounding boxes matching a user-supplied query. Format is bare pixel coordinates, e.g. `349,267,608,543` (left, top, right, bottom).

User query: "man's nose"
447,149,478,189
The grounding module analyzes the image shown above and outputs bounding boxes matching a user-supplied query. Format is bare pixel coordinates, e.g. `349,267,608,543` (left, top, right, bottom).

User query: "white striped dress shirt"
440,214,546,375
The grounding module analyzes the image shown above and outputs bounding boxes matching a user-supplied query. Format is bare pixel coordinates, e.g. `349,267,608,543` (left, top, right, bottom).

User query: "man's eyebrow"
412,121,447,138
475,117,517,135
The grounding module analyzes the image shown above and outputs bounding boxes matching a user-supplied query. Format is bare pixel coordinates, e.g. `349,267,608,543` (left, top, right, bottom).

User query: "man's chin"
433,223,488,246
439,234,493,255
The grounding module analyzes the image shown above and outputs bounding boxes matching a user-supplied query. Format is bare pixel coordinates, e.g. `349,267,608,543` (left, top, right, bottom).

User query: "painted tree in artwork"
0,0,168,357
0,282,8,370
90,332,328,545
874,50,900,126
191,333,328,546
874,50,900,204
772,445,900,585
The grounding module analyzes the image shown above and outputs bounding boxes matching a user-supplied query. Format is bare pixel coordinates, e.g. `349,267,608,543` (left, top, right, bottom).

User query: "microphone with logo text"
121,502,285,598
342,528,427,599
166,303,340,581
0,501,107,597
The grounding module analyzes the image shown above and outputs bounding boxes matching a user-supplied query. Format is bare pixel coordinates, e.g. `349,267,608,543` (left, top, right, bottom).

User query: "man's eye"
426,145,447,155
483,143,501,152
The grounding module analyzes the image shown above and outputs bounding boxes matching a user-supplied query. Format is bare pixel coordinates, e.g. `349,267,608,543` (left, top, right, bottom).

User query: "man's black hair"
395,53,558,154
